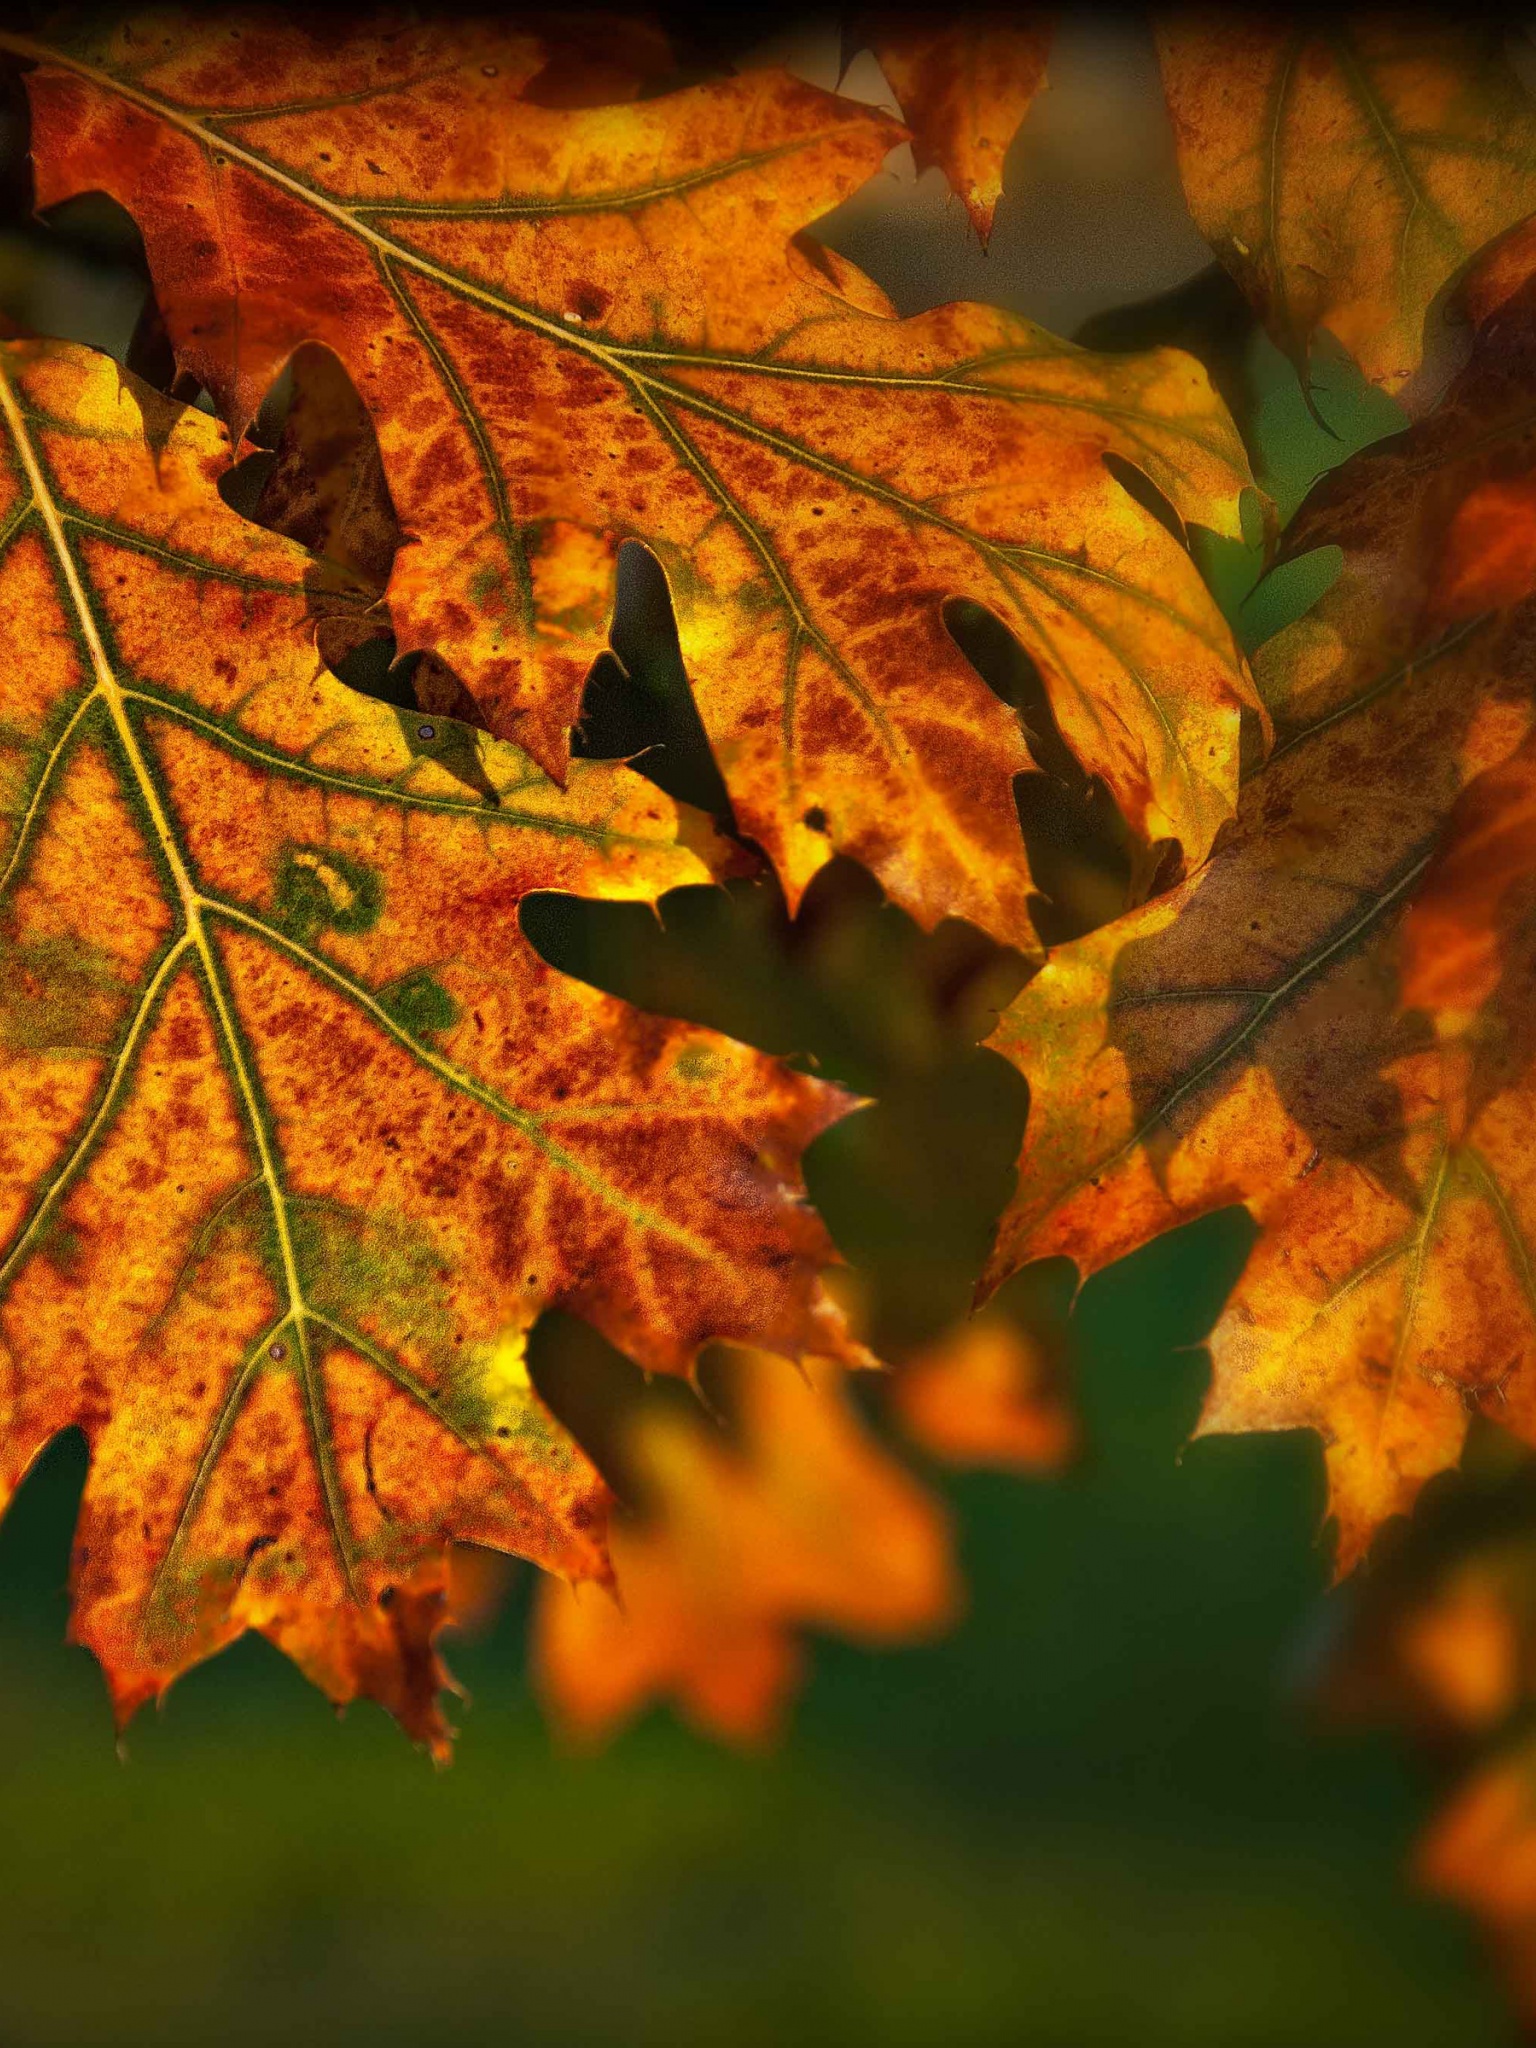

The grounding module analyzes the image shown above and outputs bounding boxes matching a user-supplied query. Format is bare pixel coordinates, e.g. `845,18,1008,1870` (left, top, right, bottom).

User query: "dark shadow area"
1076,262,1259,443
945,597,1139,944
575,541,731,818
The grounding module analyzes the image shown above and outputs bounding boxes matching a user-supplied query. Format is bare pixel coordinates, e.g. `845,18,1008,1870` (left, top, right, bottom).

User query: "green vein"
124,686,677,843
0,684,104,896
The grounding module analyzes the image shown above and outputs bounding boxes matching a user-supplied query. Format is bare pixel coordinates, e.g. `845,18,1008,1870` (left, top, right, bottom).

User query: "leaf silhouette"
0,335,862,1751
532,1348,956,1746
1158,19,1536,405
984,279,1536,1565
8,16,1260,952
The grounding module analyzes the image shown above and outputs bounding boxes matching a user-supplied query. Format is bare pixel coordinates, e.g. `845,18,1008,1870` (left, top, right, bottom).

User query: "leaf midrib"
0,358,713,1602
4,32,1250,862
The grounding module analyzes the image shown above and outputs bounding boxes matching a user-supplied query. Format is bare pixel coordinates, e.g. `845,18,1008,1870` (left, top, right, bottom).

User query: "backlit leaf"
984,281,1536,1565
8,15,1260,952
1158,18,1536,405
861,13,1054,242
0,335,861,1751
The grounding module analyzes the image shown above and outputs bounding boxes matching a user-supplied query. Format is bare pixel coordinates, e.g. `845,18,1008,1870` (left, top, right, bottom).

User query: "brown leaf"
0,335,863,1748
532,1351,958,1746
8,14,1259,953
861,13,1054,242
1158,17,1536,405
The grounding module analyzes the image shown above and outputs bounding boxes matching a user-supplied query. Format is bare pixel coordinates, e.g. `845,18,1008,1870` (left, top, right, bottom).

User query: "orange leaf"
1420,1741,1536,2028
532,1351,958,1746
984,282,1536,1566
0,336,862,1751
1402,731,1536,1040
8,16,1259,952
1158,18,1536,404
861,13,1054,242
888,1312,1074,1471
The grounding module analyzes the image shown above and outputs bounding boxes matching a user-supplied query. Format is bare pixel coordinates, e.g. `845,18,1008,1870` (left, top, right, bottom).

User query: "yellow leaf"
984,283,1536,1564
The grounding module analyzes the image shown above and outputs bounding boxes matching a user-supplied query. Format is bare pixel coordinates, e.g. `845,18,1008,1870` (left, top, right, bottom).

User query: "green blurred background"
0,14,1515,2045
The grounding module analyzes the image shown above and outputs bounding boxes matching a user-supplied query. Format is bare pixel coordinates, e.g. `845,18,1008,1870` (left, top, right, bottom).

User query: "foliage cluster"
8,5,1536,2022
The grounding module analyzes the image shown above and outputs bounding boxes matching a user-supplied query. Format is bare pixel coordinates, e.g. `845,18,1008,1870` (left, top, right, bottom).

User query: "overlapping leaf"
532,1348,956,1746
860,13,1054,242
0,335,864,1750
5,14,1261,954
984,279,1536,1565
1158,18,1536,405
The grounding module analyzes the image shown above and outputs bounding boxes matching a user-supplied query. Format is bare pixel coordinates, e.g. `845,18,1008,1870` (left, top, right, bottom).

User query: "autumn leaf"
6,14,1261,954
1324,1472,1536,1741
532,1349,957,1746
1401,731,1536,1042
984,277,1536,1567
859,13,1054,242
1419,1737,1536,2028
888,1309,1074,1470
0,334,864,1752
1158,18,1536,405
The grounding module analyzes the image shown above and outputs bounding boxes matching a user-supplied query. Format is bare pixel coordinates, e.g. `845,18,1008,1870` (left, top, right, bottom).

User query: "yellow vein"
147,1312,287,1610
0,355,354,1574
203,895,717,1260
1375,1142,1451,1450
0,931,190,1294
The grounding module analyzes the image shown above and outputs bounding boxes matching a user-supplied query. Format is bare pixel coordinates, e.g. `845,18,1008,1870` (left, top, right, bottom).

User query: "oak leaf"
984,279,1536,1567
532,1350,957,1746
8,15,1260,953
860,13,1054,242
0,334,861,1751
1158,18,1536,405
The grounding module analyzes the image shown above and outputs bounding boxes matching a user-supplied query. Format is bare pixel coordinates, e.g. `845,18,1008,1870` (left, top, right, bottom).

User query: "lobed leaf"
1158,17,1536,406
8,15,1260,953
985,280,1536,1565
0,335,862,1750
